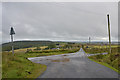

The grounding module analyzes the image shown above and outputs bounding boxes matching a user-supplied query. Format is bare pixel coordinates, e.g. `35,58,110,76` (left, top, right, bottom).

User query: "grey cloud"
0,2,1,26
2,2,118,43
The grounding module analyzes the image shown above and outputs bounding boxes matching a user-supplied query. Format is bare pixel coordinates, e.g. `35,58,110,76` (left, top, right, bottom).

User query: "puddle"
51,58,70,62
62,55,68,56
46,59,51,60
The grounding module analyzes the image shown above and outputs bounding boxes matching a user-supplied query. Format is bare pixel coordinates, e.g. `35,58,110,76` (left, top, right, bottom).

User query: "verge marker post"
10,27,15,55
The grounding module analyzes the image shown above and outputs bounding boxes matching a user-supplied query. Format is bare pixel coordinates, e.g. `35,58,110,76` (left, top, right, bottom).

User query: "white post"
11,34,14,55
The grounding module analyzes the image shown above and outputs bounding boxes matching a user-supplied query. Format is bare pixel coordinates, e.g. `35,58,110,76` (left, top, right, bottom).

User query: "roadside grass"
83,44,118,48
84,48,108,54
83,44,119,54
2,52,47,78
83,45,120,74
2,48,80,78
93,45,119,48
26,48,80,57
88,57,119,74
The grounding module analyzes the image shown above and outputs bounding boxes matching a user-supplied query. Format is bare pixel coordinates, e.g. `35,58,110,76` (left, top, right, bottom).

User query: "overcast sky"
2,2,118,43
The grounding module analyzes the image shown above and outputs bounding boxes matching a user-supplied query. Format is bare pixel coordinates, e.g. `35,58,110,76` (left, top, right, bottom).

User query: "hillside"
2,41,54,51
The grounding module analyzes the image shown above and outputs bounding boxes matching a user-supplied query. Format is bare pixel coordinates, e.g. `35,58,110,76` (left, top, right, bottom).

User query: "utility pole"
107,14,111,54
10,27,15,55
89,37,91,44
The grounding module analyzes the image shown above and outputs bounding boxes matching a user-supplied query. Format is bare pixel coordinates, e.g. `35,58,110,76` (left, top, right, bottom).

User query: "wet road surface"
28,48,118,78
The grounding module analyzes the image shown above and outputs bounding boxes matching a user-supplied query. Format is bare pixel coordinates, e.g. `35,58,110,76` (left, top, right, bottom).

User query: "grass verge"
83,46,120,74
88,57,119,74
2,52,47,78
25,48,80,58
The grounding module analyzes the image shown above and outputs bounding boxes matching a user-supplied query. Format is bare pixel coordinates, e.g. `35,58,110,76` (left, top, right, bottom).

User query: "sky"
1,2,118,43
0,2,2,44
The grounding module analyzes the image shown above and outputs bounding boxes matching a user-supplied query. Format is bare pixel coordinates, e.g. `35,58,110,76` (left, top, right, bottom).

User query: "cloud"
0,3,1,24
2,2,118,43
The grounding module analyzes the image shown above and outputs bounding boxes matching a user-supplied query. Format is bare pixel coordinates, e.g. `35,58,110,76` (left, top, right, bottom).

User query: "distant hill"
2,40,119,51
2,41,54,51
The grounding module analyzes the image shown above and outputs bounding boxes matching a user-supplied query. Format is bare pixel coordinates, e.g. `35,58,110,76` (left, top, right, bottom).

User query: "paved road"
28,48,118,78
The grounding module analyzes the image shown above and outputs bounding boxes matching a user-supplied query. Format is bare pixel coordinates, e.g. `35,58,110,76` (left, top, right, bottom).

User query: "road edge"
88,57,119,74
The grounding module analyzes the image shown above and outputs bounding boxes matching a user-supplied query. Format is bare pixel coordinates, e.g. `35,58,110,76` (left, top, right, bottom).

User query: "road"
28,48,118,78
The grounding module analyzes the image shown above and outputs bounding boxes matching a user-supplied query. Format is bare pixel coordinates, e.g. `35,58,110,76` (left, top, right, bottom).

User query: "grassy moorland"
83,44,119,54
2,47,80,79
83,44,120,74
26,48,80,57
2,52,47,78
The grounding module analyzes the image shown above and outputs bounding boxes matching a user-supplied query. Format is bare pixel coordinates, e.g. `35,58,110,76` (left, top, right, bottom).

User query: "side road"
28,48,118,78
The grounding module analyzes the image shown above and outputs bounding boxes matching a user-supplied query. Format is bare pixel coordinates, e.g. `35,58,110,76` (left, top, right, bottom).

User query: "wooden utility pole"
10,27,15,55
107,14,111,54
89,37,91,44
